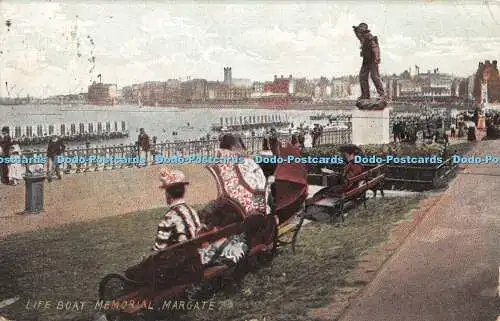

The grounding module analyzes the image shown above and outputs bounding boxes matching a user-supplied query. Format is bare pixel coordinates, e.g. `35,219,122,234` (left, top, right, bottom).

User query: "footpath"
0,164,217,238
338,139,500,321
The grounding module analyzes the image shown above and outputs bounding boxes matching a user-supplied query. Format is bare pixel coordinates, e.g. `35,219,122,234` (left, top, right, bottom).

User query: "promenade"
0,133,473,239
339,139,500,321
0,164,217,238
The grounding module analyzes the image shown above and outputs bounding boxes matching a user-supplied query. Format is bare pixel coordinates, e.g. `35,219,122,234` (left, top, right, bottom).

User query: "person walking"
0,127,13,184
137,128,151,167
46,135,65,181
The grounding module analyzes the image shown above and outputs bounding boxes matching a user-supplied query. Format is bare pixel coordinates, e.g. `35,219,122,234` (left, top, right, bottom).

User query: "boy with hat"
152,168,202,251
353,22,385,100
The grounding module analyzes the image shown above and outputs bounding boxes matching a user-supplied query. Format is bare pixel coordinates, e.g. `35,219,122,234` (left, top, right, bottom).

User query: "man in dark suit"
353,23,385,100
46,135,65,181
138,128,151,166
0,126,13,184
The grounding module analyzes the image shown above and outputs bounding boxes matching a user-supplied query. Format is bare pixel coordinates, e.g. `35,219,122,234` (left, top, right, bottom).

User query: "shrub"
302,143,447,171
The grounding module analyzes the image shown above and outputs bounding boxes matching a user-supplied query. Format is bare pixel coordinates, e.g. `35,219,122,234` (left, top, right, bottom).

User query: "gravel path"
0,164,217,238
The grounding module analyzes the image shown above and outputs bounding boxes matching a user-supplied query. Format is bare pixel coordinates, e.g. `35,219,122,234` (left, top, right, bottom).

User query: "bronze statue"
353,23,387,110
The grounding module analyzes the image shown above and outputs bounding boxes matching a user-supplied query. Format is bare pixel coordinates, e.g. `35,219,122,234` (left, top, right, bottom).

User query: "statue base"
351,107,390,145
356,98,388,110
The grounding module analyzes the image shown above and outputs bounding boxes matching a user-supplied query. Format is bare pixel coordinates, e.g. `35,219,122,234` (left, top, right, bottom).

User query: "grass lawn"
0,195,422,321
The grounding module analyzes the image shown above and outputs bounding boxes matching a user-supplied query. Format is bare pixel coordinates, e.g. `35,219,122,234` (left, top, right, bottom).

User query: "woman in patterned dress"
199,133,271,267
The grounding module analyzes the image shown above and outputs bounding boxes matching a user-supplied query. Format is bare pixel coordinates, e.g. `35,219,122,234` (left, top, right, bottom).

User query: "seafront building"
88,82,117,105
30,59,500,107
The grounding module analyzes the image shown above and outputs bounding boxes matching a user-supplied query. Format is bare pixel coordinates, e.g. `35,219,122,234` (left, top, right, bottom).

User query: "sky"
1,1,500,97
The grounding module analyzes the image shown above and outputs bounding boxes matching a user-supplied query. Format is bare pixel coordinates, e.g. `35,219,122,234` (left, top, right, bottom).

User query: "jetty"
211,114,290,132
1,121,129,146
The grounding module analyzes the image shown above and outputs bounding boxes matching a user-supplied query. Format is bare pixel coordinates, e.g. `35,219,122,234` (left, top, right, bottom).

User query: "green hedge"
302,143,448,171
303,143,445,158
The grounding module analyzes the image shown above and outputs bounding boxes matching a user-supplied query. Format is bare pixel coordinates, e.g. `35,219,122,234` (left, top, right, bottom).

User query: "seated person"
199,133,272,265
308,146,364,201
125,168,202,283
216,133,268,215
153,166,248,267
152,168,202,252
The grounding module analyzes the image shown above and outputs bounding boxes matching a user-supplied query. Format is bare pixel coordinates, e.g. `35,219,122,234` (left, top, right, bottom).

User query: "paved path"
340,139,500,321
0,164,217,238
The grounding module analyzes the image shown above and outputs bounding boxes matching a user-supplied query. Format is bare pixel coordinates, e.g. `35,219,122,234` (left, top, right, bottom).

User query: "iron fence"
20,129,352,174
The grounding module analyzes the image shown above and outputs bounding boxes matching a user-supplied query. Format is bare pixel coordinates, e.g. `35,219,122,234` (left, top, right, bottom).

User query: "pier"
1,121,129,146
210,114,291,132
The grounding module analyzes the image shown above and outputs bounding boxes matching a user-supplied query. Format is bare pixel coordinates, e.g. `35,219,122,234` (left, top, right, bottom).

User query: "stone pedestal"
23,173,46,214
351,108,390,145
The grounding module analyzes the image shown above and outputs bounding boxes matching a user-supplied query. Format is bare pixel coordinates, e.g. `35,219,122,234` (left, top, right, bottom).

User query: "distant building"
467,75,475,101
331,79,351,99
224,67,232,85
312,77,331,99
88,82,117,105
293,78,313,97
251,82,265,96
384,77,398,100
206,81,252,102
349,83,361,100
231,78,252,88
457,77,473,101
181,79,208,102
451,79,461,97
473,60,500,103
264,75,292,95
418,71,453,97
397,79,422,98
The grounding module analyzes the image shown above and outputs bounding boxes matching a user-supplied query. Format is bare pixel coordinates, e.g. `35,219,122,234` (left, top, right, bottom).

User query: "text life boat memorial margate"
352,22,390,145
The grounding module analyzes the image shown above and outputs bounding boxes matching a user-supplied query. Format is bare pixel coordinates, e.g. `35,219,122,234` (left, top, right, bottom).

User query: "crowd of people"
0,126,66,186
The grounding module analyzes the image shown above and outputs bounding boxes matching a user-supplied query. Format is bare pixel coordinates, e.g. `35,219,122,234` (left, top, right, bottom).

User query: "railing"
21,129,352,174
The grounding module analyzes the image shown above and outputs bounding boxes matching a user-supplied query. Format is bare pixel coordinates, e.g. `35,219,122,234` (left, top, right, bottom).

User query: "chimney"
281,75,284,78
485,60,491,65
274,75,277,81
289,74,292,79
493,60,498,69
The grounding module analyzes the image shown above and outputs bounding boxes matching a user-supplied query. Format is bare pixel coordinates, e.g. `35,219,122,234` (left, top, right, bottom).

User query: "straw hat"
158,168,189,189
